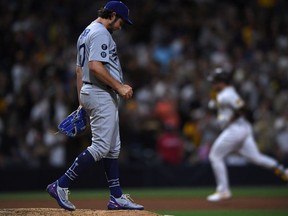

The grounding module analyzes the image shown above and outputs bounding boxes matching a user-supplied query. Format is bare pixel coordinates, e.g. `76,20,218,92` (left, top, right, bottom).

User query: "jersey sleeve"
89,33,109,63
76,40,81,67
230,93,244,110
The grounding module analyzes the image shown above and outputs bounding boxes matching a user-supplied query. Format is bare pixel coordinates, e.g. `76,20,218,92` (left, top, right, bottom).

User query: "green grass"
0,186,287,200
0,186,287,216
155,210,288,216
122,186,288,198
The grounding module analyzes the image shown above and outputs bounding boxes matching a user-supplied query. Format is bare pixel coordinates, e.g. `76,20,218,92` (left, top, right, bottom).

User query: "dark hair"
207,67,232,84
98,8,121,20
98,8,112,19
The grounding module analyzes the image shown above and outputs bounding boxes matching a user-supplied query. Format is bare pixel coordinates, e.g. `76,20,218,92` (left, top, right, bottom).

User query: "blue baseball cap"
104,1,133,25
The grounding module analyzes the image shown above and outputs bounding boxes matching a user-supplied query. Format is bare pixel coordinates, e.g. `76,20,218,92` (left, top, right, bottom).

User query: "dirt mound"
0,208,161,216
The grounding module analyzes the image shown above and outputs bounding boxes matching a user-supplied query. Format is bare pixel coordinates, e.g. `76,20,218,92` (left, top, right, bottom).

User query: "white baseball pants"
209,117,278,192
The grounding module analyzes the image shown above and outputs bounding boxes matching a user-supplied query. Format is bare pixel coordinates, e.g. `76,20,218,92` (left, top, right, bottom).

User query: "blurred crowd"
0,0,288,169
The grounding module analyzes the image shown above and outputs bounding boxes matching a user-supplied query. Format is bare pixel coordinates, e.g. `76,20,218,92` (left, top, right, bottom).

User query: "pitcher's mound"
0,208,161,216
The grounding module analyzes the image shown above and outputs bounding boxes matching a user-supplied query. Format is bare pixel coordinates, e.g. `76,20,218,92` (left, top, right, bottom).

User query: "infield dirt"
0,197,288,215
0,208,160,216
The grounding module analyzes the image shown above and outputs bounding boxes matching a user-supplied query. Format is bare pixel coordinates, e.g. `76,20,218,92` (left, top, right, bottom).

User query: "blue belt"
83,81,93,85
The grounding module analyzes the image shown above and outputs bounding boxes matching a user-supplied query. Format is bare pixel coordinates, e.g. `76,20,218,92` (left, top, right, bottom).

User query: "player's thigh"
92,99,117,143
81,87,118,144
210,124,247,159
239,134,260,159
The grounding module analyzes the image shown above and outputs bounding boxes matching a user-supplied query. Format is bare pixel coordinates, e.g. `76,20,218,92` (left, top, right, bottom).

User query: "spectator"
0,0,288,168
156,124,185,165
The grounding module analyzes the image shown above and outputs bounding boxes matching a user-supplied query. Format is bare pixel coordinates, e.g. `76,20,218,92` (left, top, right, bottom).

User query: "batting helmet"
207,67,231,83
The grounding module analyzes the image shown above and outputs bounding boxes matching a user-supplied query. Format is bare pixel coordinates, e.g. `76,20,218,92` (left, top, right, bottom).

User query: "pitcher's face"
108,14,124,32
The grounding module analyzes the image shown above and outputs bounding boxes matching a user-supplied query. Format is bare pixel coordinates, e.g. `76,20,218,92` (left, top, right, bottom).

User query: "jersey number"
79,43,85,67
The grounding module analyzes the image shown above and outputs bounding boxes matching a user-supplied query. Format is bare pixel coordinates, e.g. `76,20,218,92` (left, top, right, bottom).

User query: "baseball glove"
57,106,88,137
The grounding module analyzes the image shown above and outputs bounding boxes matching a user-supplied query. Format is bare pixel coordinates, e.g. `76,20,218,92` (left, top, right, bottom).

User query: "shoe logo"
60,196,67,203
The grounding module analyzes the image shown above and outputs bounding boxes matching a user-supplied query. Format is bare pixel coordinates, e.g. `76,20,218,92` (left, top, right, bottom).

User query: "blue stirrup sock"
58,149,95,188
103,158,123,198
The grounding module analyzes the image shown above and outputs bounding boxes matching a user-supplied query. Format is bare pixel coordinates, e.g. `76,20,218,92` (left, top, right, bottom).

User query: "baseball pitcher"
46,1,144,211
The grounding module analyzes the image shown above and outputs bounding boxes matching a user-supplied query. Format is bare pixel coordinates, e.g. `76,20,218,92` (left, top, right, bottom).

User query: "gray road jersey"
76,21,123,86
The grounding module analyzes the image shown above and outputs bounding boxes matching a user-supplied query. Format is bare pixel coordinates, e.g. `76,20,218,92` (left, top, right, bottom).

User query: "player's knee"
208,151,215,160
87,144,110,161
209,151,220,163
105,149,120,159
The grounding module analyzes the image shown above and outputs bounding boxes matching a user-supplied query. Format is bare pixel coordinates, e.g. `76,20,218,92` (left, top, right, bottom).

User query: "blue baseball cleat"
107,194,144,210
46,180,76,211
